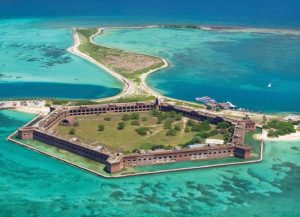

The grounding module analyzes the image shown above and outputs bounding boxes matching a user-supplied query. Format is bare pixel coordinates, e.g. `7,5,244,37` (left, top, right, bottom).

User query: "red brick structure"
244,120,256,132
17,127,34,140
17,100,256,174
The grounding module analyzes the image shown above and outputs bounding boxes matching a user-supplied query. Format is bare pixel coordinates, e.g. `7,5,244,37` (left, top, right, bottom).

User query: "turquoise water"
95,28,300,113
0,19,122,99
1,18,300,112
1,110,300,216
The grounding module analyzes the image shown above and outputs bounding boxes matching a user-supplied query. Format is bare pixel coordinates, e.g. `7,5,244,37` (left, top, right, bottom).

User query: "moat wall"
17,101,255,173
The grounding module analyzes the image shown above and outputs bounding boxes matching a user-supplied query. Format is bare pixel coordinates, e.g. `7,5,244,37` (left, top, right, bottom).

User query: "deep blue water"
1,0,300,28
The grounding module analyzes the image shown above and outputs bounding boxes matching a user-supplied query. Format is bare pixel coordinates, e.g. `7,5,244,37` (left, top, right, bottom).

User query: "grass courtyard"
55,110,227,153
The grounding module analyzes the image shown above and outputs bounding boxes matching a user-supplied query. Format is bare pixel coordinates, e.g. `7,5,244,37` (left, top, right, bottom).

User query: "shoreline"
67,26,283,123
255,129,300,142
159,24,300,36
67,28,131,102
67,27,169,102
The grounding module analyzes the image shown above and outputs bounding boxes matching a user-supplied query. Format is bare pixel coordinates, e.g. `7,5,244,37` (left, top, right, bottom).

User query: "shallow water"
0,19,122,100
1,110,300,216
95,27,300,113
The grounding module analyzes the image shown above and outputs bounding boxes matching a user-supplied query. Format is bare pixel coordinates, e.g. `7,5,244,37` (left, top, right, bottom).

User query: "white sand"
255,129,300,142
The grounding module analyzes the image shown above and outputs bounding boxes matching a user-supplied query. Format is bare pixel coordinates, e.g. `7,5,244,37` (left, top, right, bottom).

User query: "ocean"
95,27,300,113
1,1,300,216
1,109,300,216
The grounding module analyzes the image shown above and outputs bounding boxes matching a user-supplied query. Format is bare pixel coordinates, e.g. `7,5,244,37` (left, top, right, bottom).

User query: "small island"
68,28,168,102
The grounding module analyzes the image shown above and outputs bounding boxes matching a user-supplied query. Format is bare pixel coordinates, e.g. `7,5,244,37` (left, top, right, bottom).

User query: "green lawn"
55,112,200,153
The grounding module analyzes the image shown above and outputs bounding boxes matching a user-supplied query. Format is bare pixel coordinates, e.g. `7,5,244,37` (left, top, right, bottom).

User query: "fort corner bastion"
16,100,255,174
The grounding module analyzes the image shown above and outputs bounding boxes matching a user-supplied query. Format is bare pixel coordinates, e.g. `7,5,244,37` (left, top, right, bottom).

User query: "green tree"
122,114,130,121
117,122,125,130
69,128,76,135
98,124,105,131
217,122,231,129
135,127,149,136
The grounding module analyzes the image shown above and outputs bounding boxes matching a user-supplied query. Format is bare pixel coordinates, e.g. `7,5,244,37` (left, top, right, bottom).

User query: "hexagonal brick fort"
17,99,255,173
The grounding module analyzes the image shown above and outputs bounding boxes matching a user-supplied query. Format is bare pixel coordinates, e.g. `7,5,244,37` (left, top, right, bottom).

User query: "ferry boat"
195,96,217,104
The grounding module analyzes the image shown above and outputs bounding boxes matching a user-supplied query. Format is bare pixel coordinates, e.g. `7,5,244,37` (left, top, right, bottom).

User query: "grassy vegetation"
76,28,164,80
263,120,296,137
55,110,226,153
49,99,100,106
244,128,261,159
56,111,196,152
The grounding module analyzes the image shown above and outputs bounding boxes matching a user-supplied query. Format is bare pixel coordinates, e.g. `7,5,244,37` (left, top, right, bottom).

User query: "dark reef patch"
7,43,72,67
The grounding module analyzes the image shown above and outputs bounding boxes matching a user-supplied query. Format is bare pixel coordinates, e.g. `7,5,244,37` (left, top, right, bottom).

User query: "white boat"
267,83,272,88
195,96,217,104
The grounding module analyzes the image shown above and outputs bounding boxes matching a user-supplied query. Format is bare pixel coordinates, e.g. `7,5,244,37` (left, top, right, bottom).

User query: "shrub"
131,113,140,120
131,120,140,125
98,124,105,131
132,148,140,153
122,114,130,121
224,132,231,142
187,120,196,127
104,117,111,121
184,126,190,132
151,144,165,150
149,109,160,117
217,122,231,129
164,119,173,129
73,121,79,127
175,114,183,121
174,125,181,131
135,127,149,136
264,120,296,137
196,131,210,139
181,136,204,147
142,117,147,122
209,129,218,136
166,129,177,136
69,128,75,135
117,122,125,130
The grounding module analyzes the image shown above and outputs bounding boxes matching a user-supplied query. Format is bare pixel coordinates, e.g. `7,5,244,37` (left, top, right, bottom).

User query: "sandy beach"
0,100,49,115
255,128,300,142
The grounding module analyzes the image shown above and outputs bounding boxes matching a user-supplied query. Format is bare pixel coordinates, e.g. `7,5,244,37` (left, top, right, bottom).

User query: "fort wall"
17,100,255,174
